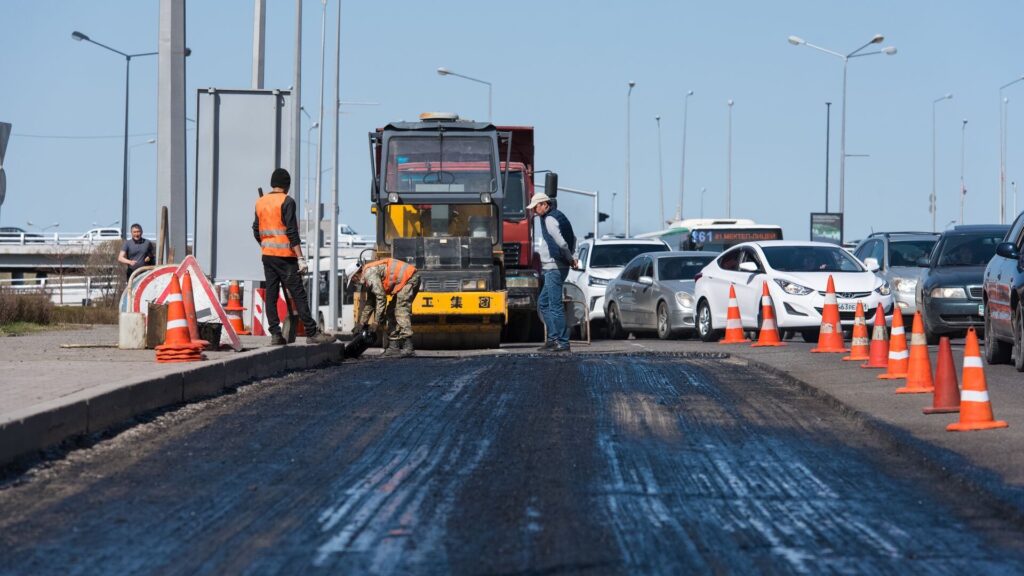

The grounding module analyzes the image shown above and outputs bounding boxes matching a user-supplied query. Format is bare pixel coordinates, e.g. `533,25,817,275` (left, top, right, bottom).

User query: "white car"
693,240,894,342
566,236,670,326
70,227,122,244
335,224,373,247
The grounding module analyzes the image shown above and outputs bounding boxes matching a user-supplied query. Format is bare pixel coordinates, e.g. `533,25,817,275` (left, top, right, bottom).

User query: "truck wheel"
984,305,1011,364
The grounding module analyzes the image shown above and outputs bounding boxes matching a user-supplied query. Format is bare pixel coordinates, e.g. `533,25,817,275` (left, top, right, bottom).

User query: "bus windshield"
682,227,783,252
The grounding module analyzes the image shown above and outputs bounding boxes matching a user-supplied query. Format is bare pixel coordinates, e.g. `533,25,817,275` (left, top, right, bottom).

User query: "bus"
638,218,783,253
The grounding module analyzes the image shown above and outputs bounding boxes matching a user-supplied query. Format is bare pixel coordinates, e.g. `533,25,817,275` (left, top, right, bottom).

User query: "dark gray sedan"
604,251,716,339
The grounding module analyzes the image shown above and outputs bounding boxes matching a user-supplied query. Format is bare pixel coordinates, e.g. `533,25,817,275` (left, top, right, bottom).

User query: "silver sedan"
604,251,716,339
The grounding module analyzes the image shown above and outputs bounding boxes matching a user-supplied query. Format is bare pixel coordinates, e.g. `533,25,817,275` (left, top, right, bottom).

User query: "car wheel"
656,302,673,340
984,304,1011,364
697,300,720,342
1015,306,1024,372
801,329,819,343
922,312,940,346
607,303,626,340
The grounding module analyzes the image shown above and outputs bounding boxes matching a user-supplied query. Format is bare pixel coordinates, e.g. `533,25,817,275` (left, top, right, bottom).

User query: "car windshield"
935,233,1004,267
762,246,864,272
657,255,714,280
590,243,669,268
889,239,937,267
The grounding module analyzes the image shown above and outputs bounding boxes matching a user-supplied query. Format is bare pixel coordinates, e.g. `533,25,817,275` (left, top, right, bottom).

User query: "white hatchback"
693,241,894,342
566,236,671,325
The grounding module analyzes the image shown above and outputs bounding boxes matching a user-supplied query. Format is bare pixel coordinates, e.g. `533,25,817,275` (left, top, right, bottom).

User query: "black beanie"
271,168,291,190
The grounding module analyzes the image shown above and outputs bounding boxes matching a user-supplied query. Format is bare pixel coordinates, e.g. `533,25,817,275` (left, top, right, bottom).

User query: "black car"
916,225,1010,343
982,212,1024,369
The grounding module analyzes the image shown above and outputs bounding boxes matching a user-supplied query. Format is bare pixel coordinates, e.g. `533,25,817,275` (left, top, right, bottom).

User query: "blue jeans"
538,267,569,346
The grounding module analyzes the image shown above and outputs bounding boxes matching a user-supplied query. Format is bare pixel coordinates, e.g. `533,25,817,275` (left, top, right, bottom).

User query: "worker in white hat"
527,192,578,353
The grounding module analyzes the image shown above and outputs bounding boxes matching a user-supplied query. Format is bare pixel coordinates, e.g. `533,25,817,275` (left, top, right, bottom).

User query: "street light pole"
932,93,953,232
71,31,157,239
611,191,618,235
727,99,734,218
1000,76,1024,224
655,115,664,226
825,102,831,212
678,90,694,221
128,138,156,224
625,81,635,237
788,34,896,238
961,118,968,225
700,187,707,218
436,67,492,121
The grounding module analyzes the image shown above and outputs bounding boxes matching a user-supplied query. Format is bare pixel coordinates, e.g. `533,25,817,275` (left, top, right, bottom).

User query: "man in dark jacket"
528,192,578,353
252,168,333,346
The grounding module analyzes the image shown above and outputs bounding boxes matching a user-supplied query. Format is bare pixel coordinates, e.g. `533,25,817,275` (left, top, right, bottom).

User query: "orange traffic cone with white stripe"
155,272,206,363
720,284,750,344
811,275,847,353
947,328,1008,431
842,302,869,361
879,307,909,379
224,281,250,335
861,303,889,369
752,281,785,347
180,270,208,348
924,336,960,414
896,312,934,394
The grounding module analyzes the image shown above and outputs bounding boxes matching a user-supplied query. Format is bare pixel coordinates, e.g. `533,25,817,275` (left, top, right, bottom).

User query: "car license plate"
979,304,985,316
838,302,857,312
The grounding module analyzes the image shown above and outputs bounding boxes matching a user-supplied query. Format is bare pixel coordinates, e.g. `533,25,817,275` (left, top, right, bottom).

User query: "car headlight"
930,287,966,298
875,281,891,296
773,279,814,296
675,292,695,309
588,276,609,286
892,277,916,294
461,279,488,291
506,276,539,288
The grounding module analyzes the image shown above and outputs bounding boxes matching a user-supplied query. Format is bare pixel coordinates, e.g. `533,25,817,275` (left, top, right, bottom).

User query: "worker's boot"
400,338,415,358
382,339,404,357
270,333,287,346
306,331,335,345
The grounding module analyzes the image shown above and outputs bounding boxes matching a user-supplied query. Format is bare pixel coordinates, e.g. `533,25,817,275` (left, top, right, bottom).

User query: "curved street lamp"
436,67,492,121
932,93,953,231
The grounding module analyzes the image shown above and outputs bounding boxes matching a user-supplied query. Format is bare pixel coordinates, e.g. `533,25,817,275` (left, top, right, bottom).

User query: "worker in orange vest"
252,168,334,346
349,257,421,357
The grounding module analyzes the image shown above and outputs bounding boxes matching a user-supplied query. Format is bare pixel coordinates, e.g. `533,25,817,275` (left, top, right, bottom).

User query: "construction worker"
529,192,578,353
252,168,334,346
349,258,421,357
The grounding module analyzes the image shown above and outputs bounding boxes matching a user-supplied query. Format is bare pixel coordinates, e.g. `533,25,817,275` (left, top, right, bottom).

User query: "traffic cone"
225,281,250,335
811,275,848,353
861,303,889,369
924,336,961,414
720,284,750,344
842,301,869,361
879,307,909,379
896,312,935,394
947,328,1008,431
155,272,205,363
752,282,785,347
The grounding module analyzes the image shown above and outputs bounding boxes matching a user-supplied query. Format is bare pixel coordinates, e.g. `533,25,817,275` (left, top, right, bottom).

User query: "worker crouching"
349,258,421,357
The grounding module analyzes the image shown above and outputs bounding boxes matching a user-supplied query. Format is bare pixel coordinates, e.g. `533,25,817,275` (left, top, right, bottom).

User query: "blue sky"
2,0,1023,243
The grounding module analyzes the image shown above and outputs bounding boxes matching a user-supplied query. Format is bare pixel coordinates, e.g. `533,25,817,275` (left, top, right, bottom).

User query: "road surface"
2,352,1023,574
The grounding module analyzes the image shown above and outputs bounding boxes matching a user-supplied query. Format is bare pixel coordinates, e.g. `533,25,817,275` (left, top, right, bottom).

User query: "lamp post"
788,33,897,238
611,191,618,235
700,187,707,218
1014,180,1019,217
678,89,694,221
727,99,734,218
655,115,664,226
1000,76,1024,224
625,81,636,236
436,67,492,121
72,31,158,240
961,118,968,225
825,102,831,212
128,138,156,225
932,93,953,232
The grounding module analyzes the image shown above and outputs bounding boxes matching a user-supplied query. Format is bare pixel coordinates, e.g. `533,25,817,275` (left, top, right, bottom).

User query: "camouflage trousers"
385,272,421,340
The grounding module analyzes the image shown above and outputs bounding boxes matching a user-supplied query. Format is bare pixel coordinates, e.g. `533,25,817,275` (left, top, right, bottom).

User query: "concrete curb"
0,342,342,467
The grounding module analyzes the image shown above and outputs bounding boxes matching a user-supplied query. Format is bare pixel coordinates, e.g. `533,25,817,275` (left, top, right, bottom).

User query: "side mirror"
995,241,1020,260
915,256,930,267
638,275,654,286
739,261,758,273
863,257,880,272
545,172,558,198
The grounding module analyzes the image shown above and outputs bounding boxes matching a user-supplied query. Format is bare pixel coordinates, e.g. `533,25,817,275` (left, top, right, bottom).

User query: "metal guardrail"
0,233,159,246
0,275,120,306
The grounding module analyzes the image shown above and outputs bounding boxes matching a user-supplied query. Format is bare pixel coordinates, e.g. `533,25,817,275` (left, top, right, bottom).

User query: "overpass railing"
0,275,120,306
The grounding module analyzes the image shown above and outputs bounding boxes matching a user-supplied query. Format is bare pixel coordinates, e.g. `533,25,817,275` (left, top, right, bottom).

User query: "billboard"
810,213,843,245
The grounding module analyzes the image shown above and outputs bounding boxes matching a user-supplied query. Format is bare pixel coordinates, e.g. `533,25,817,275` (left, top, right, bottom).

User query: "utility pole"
825,102,831,212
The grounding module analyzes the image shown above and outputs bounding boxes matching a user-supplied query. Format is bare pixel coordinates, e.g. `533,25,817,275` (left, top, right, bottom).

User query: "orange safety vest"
364,258,416,294
255,192,295,257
